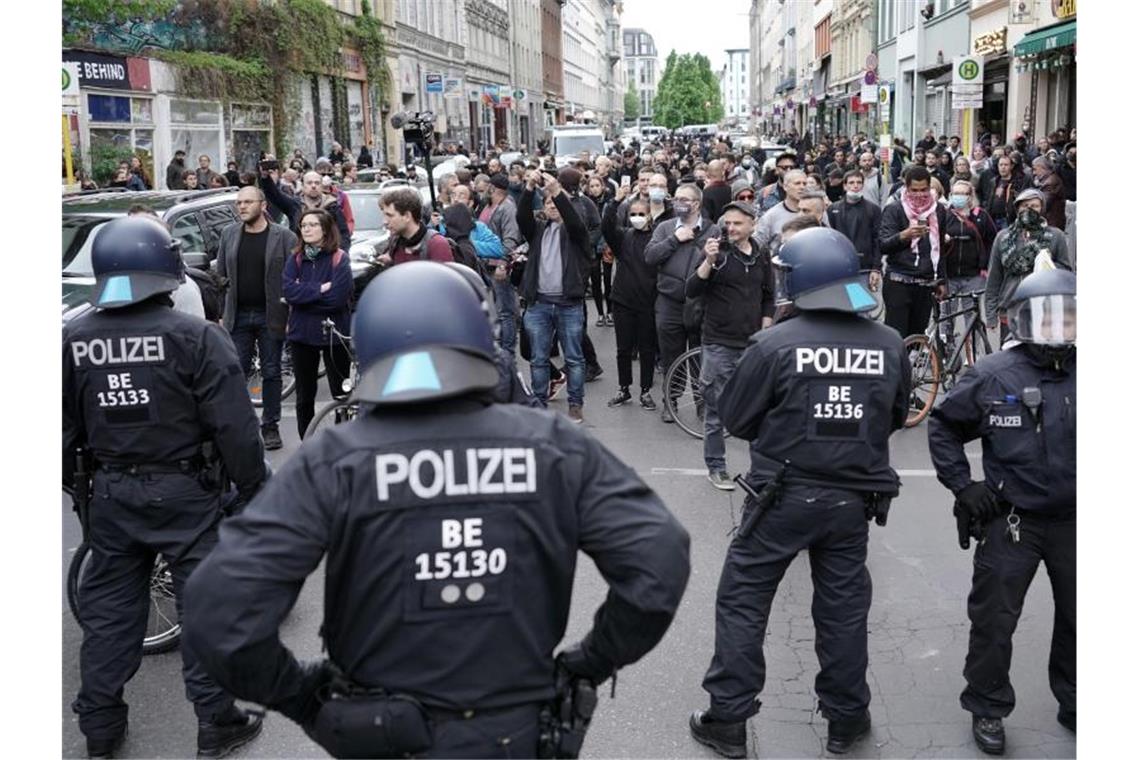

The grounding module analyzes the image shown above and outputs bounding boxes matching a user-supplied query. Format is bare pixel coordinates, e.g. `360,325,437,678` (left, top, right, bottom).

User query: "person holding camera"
684,202,775,491
258,158,351,251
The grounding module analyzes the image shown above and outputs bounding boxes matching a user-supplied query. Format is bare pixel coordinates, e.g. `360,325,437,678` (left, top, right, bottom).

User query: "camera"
390,111,436,147
259,159,279,171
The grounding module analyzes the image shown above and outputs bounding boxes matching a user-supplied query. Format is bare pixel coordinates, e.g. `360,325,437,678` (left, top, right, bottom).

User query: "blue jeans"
491,275,518,353
524,299,585,407
231,308,283,427
701,343,743,472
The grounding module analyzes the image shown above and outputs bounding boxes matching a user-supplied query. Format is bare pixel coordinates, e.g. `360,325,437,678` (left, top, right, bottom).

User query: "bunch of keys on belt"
1006,507,1021,544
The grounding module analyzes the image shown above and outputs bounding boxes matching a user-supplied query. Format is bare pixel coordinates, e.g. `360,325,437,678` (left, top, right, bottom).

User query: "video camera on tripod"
390,111,437,147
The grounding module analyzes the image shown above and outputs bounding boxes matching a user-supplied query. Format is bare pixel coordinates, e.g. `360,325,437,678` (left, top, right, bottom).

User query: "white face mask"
629,215,649,229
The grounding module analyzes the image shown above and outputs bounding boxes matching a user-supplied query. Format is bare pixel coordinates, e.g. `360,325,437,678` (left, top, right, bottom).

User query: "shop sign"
1009,0,1036,25
65,51,130,90
1052,0,1076,20
443,77,464,98
424,72,444,94
974,27,1008,56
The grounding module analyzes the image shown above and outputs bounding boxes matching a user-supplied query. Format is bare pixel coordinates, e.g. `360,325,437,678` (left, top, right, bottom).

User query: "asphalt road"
62,306,1076,759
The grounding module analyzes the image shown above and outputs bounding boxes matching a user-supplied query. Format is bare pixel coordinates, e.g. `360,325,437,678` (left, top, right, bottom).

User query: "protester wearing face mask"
940,181,998,355
602,195,660,410
827,170,883,292
984,189,1072,342
645,183,719,422
878,166,949,339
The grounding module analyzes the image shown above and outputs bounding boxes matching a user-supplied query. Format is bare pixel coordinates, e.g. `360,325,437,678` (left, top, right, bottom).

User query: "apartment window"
900,0,915,32
168,98,223,182
86,93,155,182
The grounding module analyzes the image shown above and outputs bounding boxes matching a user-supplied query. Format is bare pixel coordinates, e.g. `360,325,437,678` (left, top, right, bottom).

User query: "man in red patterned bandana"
878,166,949,338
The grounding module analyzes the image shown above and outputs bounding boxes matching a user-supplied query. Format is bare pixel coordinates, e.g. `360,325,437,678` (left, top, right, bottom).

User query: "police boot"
826,710,871,754
971,715,1006,755
87,729,126,759
1058,710,1076,734
197,705,264,758
689,710,746,759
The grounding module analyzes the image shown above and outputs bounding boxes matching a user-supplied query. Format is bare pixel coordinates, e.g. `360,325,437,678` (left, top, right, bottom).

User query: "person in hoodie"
602,190,659,411
281,208,354,438
940,180,997,354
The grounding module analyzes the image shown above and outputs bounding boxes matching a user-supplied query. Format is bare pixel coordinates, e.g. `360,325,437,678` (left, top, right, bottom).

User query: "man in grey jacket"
483,174,523,352
645,182,720,421
216,185,298,450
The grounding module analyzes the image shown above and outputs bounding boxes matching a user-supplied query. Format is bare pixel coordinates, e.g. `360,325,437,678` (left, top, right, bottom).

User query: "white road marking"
650,467,940,477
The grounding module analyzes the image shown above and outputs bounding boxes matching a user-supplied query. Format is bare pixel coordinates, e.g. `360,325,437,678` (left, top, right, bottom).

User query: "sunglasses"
737,193,755,201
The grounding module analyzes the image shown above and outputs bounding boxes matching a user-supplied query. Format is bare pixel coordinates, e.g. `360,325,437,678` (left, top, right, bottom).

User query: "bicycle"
67,543,181,656
304,319,361,438
247,342,307,408
904,289,994,427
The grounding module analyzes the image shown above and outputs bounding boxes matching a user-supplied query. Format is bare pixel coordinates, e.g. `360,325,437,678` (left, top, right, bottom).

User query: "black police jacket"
62,299,265,494
719,311,910,494
928,345,1075,515
183,400,690,712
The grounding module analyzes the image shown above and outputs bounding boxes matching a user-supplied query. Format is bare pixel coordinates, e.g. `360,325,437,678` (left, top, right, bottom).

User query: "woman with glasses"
282,208,354,438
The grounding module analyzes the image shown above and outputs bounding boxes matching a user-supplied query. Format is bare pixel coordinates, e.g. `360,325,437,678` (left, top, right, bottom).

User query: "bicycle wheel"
962,323,994,367
304,398,359,439
249,347,297,409
904,333,942,428
68,543,182,656
663,347,704,439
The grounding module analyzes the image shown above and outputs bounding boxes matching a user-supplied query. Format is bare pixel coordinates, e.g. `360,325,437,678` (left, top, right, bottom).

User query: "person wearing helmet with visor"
62,216,267,758
184,261,690,759
689,227,910,758
928,269,1076,755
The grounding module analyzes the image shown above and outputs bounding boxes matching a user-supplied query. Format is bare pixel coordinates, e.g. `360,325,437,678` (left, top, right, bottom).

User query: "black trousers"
73,470,232,741
426,703,542,758
613,302,656,392
703,485,873,723
655,302,701,400
960,513,1076,722
590,260,613,317
883,279,935,338
290,339,352,438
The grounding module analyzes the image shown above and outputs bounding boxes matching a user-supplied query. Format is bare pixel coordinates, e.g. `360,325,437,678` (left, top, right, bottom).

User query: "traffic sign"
878,85,890,124
866,53,878,70
952,56,983,86
864,70,876,86
861,84,877,104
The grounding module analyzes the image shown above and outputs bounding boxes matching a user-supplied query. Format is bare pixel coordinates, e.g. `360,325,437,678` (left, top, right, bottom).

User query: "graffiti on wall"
64,18,215,55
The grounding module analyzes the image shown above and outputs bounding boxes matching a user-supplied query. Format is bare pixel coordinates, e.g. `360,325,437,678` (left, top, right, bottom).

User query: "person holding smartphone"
878,166,948,339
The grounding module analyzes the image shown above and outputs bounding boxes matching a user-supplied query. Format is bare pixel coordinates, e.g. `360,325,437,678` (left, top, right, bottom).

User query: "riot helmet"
351,261,499,405
1007,269,1076,348
771,227,876,313
89,216,183,309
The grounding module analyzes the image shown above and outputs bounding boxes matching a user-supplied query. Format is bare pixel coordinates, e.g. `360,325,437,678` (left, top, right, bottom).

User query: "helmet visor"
771,252,792,307
1008,294,1076,346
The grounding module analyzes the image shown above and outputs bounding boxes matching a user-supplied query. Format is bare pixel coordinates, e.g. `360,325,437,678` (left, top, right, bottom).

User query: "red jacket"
391,227,454,266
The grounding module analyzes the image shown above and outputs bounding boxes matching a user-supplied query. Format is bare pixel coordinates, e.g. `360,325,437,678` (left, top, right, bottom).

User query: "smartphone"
621,175,631,188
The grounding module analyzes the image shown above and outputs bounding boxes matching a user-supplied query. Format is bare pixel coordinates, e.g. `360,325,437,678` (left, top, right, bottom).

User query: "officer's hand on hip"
556,642,613,687
956,480,1001,523
272,659,337,730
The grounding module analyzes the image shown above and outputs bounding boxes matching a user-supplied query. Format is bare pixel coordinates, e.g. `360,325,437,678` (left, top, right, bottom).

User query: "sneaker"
826,711,871,754
688,710,746,759
197,705,264,759
971,716,1005,755
568,405,584,424
87,729,126,759
707,470,735,491
596,315,606,327
260,424,282,451
585,364,604,382
605,314,614,326
661,403,674,423
548,375,566,401
607,388,632,407
639,392,657,410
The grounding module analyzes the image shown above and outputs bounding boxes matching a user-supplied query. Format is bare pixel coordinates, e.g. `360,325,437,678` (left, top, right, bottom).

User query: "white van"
640,125,667,142
547,126,606,168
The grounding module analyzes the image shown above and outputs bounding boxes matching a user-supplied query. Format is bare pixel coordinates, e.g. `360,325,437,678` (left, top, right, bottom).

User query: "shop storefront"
972,25,1010,143
1013,17,1076,137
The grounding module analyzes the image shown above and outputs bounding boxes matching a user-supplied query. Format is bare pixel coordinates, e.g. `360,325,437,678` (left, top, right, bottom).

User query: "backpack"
470,221,505,259
417,228,490,284
185,267,228,323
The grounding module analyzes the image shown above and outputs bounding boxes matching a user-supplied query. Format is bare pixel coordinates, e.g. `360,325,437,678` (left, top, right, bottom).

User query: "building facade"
509,0,545,151
463,0,513,154
393,0,468,151
560,0,620,130
541,0,566,126
722,49,750,124
624,27,659,123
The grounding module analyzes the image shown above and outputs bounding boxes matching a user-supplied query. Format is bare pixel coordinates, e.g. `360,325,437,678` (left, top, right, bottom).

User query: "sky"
618,0,751,74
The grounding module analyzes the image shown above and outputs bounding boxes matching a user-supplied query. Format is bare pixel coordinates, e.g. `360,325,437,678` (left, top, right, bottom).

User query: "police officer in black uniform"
688,228,910,758
62,216,267,758
182,261,691,758
928,269,1076,755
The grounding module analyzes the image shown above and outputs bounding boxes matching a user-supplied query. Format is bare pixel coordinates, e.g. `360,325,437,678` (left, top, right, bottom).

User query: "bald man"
702,159,733,222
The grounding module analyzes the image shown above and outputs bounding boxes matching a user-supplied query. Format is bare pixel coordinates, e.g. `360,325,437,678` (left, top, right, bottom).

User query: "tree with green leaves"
652,51,724,130
624,81,641,122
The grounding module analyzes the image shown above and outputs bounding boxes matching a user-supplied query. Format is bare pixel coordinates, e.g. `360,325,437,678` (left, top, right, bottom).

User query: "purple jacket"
282,249,353,346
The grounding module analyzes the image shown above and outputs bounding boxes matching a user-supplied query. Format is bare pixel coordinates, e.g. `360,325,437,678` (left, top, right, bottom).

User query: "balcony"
775,76,796,94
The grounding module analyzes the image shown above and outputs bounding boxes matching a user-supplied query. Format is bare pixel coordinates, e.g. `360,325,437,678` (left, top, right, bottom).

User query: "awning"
1014,20,1076,58
926,69,953,87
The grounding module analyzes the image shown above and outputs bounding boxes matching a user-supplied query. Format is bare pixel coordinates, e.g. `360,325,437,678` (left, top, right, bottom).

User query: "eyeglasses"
737,193,755,201
777,164,795,171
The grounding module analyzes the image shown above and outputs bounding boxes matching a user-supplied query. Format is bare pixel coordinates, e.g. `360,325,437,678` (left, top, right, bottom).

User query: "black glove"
556,641,613,687
956,481,1001,524
272,659,337,729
